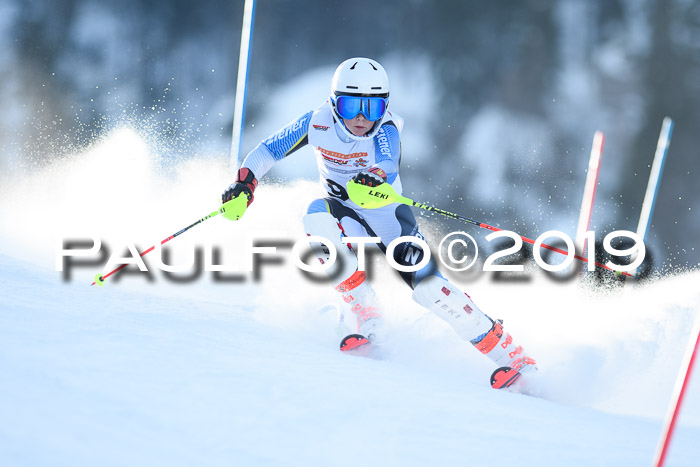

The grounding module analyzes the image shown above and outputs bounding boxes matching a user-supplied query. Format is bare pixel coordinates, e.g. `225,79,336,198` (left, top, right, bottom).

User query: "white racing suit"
239,101,536,372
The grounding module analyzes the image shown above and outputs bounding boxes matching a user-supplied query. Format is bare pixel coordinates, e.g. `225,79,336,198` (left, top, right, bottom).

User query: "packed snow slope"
1,129,699,466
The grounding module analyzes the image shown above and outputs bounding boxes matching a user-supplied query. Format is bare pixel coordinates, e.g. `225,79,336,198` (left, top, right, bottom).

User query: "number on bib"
326,179,349,201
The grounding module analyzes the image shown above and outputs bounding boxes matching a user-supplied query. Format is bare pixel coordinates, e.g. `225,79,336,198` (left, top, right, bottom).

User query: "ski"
490,366,543,397
340,333,381,359
490,366,524,391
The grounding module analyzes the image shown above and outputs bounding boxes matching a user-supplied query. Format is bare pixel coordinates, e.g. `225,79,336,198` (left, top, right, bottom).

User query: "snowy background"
1,0,699,270
1,1,700,466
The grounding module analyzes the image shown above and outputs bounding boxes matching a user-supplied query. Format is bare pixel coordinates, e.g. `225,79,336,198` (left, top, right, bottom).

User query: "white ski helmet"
330,57,390,140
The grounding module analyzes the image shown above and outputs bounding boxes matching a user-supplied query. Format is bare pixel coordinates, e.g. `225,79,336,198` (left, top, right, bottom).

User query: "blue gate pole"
230,0,257,169
634,116,674,277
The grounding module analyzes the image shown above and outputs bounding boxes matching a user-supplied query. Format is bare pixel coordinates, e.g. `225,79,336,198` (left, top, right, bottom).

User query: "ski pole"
91,195,249,286
346,180,631,277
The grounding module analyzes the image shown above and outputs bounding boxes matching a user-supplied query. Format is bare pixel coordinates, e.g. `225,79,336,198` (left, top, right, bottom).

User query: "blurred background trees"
1,0,698,271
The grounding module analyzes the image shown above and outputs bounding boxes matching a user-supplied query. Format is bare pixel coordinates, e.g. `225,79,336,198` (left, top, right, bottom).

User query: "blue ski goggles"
334,95,388,122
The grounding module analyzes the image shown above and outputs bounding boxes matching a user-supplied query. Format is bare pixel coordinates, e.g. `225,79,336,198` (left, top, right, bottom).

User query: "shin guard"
303,211,383,340
413,276,537,372
412,276,493,341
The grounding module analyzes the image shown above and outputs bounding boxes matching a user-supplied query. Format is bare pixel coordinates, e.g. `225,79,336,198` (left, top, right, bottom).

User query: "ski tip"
340,333,382,360
340,334,370,352
490,366,522,390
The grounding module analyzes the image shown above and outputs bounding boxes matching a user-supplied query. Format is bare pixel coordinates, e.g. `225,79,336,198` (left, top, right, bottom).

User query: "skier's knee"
411,266,443,288
390,233,440,289
306,198,329,215
302,210,358,286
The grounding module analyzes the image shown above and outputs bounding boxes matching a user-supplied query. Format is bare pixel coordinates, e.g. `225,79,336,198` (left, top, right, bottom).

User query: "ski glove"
351,167,387,187
222,168,258,207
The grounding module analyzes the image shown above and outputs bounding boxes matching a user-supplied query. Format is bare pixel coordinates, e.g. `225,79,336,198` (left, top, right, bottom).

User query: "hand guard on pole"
222,168,258,207
351,167,387,187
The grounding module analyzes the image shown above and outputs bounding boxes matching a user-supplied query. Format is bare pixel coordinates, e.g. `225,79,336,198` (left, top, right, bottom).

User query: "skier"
222,57,537,380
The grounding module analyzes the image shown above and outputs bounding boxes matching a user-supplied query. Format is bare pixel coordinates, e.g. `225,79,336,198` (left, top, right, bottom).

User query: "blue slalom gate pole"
230,0,257,169
633,117,674,277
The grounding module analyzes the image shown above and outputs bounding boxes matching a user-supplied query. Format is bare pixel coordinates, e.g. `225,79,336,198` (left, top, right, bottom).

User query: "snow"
2,128,700,466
